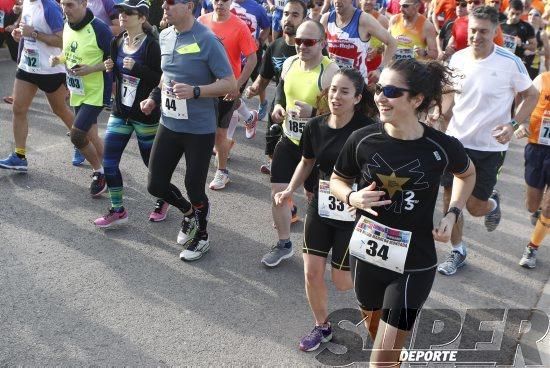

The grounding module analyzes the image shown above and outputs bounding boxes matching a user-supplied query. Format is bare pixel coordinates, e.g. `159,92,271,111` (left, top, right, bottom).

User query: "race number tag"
538,116,550,146
161,84,188,119
0,11,5,29
66,74,84,95
349,216,412,274
329,53,354,69
318,180,357,222
394,48,414,60
275,0,285,8
285,116,307,140
503,34,517,54
21,48,41,73
121,74,140,107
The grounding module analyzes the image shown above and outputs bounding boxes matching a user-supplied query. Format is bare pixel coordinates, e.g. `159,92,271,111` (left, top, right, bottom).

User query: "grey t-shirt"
159,21,233,134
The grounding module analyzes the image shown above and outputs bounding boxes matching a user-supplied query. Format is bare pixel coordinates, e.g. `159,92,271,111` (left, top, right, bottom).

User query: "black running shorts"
16,69,66,94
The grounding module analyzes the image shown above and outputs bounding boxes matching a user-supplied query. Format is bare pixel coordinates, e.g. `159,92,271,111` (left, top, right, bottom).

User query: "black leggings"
147,124,215,214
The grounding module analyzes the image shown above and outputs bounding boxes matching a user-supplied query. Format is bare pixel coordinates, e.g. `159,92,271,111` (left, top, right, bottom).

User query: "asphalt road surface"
0,53,549,366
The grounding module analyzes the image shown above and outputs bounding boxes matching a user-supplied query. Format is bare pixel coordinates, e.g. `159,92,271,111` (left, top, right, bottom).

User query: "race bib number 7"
349,216,412,274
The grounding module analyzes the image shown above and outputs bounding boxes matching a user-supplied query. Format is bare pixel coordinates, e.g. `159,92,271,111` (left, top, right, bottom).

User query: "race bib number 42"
349,216,412,274
318,180,357,222
161,84,188,119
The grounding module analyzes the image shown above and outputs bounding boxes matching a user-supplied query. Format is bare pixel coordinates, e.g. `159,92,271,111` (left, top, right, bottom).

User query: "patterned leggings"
103,115,158,209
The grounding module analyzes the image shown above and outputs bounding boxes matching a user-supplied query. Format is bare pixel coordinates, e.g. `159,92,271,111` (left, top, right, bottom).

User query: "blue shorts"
272,8,282,32
525,143,550,189
73,104,103,132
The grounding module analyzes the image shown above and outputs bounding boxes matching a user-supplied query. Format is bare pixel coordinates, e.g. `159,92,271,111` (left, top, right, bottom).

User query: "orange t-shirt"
433,0,457,26
452,17,504,50
197,13,257,79
529,72,550,144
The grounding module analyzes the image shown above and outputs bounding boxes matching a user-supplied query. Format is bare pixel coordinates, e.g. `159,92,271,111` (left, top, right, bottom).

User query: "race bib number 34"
318,180,356,222
161,84,188,119
349,216,412,274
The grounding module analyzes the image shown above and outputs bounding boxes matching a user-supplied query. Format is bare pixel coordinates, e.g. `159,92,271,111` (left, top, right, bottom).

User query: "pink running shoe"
149,199,170,222
94,208,128,228
245,110,258,139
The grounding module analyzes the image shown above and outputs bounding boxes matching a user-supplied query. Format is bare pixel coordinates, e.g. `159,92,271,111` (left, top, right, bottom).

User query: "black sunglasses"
400,3,415,8
374,84,411,98
295,38,321,47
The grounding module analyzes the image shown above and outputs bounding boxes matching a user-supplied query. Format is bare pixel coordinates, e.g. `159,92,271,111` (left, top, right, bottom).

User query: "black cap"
114,0,150,18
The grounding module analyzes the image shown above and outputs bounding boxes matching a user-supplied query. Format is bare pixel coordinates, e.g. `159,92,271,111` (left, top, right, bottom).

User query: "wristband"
346,190,355,206
445,206,462,223
149,86,161,105
510,119,520,131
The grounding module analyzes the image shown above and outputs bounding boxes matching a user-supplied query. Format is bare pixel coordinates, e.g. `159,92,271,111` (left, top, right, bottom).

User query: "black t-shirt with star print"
334,122,470,270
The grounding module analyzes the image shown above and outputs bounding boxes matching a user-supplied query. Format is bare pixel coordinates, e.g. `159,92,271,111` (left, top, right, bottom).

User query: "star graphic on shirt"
376,171,410,198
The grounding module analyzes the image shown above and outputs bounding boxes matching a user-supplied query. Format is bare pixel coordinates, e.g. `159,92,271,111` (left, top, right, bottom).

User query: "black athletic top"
333,122,470,270
501,20,536,65
259,37,297,84
301,112,375,228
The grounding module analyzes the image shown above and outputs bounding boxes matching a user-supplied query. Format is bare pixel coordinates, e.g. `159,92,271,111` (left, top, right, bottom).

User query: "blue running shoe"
299,323,332,352
72,147,85,166
0,153,27,172
258,99,269,121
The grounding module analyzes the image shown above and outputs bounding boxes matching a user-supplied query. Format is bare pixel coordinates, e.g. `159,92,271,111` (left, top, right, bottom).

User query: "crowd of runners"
0,0,549,363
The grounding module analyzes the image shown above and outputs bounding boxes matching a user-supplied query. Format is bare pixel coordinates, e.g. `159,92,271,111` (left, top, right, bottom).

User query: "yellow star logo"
376,171,410,198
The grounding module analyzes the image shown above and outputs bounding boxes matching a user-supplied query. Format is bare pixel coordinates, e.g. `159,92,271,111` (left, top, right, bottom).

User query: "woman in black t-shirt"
274,68,377,353
330,59,476,366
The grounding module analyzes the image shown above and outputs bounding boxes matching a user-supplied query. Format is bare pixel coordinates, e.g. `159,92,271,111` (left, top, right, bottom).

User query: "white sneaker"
245,110,258,139
177,216,197,245
180,235,210,261
209,170,230,190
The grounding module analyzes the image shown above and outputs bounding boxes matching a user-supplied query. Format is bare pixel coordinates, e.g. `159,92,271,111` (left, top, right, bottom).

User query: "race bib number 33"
349,216,412,274
318,180,357,222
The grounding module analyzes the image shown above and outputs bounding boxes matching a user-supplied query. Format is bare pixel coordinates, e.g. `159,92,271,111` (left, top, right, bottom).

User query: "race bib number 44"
349,216,412,274
318,180,357,222
161,84,188,119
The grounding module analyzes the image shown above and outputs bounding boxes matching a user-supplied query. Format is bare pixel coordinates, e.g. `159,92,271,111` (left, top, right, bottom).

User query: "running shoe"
260,161,271,175
484,190,501,232
531,208,541,226
149,199,170,222
245,110,259,139
0,153,28,171
209,170,230,190
519,245,537,269
177,216,197,245
261,242,294,268
258,99,269,120
3,95,13,104
299,324,333,352
72,147,85,166
90,172,107,197
180,234,210,261
93,208,128,228
437,247,467,276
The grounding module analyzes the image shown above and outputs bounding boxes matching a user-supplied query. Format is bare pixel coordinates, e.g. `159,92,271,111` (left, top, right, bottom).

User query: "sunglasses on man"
374,84,411,98
295,38,321,47
164,0,193,6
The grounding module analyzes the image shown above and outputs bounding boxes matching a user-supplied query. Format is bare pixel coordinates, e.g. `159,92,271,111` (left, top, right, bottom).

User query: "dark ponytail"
386,59,456,114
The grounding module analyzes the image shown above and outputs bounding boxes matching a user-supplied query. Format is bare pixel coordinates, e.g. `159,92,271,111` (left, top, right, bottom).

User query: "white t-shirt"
18,0,65,75
446,45,533,152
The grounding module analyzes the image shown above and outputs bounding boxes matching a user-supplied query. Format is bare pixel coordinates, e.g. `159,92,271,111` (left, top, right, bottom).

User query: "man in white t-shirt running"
436,5,539,276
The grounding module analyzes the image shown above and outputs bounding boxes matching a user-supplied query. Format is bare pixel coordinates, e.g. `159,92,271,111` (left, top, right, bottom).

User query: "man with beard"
321,0,396,83
246,0,307,176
